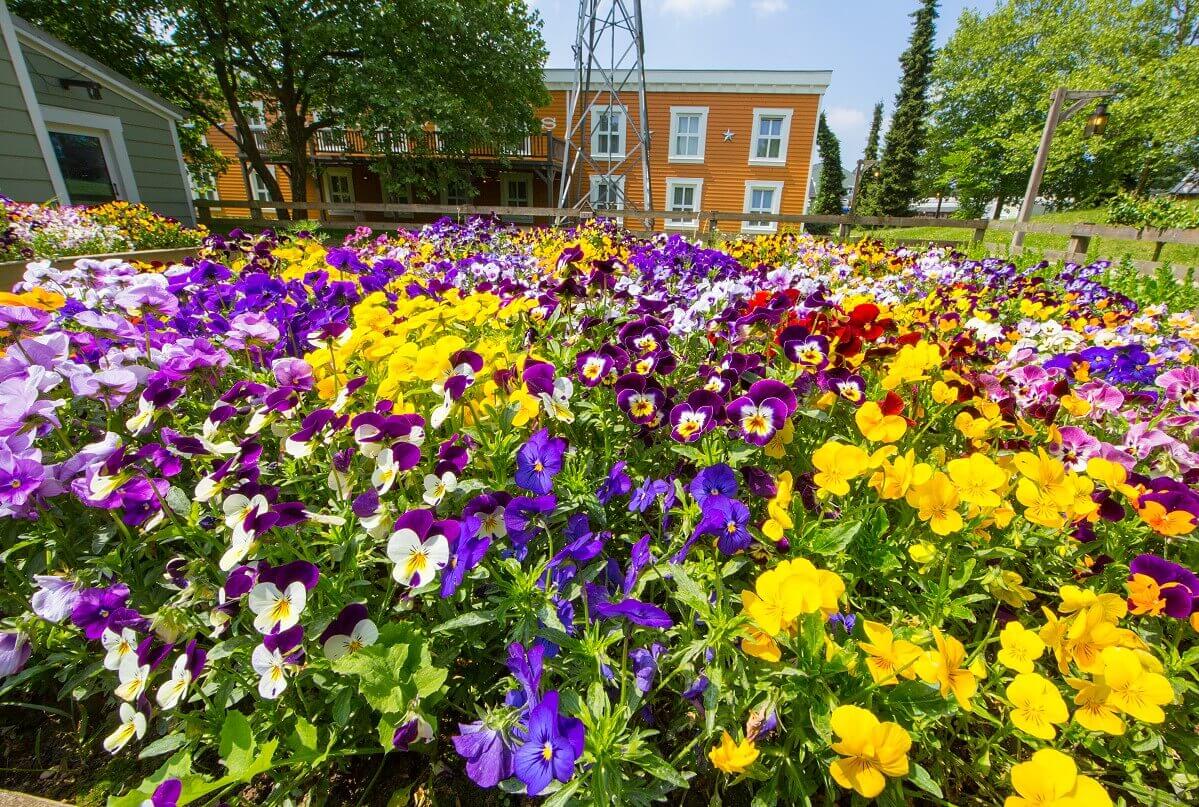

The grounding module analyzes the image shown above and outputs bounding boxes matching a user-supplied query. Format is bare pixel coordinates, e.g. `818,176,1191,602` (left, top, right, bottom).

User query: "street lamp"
1011,87,1115,251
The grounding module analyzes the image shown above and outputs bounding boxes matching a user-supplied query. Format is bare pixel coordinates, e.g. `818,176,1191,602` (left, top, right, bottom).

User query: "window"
749,108,793,165
48,130,119,204
244,101,267,130
591,107,625,158
743,181,784,232
385,184,413,220
501,173,533,223
323,168,355,213
442,180,476,207
191,136,219,203
248,166,275,203
590,175,626,223
665,178,703,229
668,107,708,163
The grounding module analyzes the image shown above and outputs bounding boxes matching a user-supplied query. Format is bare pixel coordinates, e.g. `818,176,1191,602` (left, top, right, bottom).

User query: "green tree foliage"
810,113,845,234
853,101,884,210
927,0,1199,216
12,0,548,205
869,0,939,215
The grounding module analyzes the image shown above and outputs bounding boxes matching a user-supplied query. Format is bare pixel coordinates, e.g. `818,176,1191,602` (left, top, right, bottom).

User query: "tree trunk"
935,194,943,217
1134,160,1153,196
991,194,1005,220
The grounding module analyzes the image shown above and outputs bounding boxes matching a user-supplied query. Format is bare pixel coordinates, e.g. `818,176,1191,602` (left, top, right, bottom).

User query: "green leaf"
138,732,189,759
413,664,448,698
635,751,689,788
906,762,944,799
807,520,862,555
218,710,256,777
669,564,711,617
433,609,496,633
289,717,319,754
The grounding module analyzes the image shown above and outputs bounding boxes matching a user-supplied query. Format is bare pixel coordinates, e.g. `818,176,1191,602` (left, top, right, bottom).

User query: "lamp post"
1011,87,1115,251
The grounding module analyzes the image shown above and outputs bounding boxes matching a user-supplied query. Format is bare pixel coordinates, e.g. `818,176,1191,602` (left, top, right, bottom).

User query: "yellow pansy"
828,705,911,799
855,401,907,443
906,472,963,535
1005,748,1111,807
915,628,977,711
708,731,758,774
1006,673,1069,739
946,453,1007,508
1100,647,1173,724
858,621,922,685
811,441,870,497
997,622,1044,673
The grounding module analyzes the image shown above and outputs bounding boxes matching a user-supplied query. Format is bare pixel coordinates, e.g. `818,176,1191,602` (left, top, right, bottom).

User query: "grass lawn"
851,208,1199,268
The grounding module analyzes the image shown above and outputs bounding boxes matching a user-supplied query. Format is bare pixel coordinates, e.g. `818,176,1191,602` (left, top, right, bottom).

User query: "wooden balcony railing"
249,129,562,162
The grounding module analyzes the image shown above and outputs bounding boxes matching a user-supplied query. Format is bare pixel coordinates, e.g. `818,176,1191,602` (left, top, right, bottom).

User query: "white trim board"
40,105,140,203
0,0,68,201
544,68,832,94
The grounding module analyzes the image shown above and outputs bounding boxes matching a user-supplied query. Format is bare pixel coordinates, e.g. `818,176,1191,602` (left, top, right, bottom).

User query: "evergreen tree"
874,0,939,215
864,102,884,162
854,101,884,211
809,112,845,235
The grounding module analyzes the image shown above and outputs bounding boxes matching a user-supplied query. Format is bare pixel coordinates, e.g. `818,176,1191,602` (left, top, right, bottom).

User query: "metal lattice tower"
557,0,653,221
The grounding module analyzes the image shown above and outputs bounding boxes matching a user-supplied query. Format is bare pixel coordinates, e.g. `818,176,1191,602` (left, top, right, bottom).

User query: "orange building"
201,68,830,232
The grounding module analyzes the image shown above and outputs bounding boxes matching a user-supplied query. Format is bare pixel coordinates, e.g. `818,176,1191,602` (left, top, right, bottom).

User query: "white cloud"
824,106,867,132
751,0,788,14
660,0,734,16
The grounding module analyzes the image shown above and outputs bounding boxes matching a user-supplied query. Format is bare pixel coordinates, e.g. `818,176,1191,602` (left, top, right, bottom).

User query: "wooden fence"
191,199,1199,274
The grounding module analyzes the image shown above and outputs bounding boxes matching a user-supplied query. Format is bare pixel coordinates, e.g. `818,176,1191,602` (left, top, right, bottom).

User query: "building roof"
12,15,183,120
1171,169,1199,196
543,68,831,95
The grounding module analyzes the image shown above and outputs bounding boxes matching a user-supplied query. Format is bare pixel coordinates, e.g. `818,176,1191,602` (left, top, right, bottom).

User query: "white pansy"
322,618,379,660
155,654,193,710
103,703,146,753
251,644,290,699
101,627,139,673
422,471,456,506
114,662,151,702
386,529,449,586
248,581,307,634
372,449,401,495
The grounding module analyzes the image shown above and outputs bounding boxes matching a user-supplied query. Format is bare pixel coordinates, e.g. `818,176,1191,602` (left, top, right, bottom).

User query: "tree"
12,0,549,207
854,101,884,210
870,0,939,215
809,113,845,234
926,0,1199,214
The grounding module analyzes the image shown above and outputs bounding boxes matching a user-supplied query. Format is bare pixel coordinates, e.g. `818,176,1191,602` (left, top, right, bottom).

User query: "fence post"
971,223,986,244
1066,231,1090,263
837,219,851,241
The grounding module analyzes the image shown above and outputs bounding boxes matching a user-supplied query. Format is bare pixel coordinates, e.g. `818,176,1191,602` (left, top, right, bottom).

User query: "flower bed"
1,198,206,262
0,219,1196,805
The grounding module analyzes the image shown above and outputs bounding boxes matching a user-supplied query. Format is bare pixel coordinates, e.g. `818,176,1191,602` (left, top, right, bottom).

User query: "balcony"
249,128,562,163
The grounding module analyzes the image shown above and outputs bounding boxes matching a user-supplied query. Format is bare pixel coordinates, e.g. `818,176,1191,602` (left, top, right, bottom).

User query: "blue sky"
529,0,991,163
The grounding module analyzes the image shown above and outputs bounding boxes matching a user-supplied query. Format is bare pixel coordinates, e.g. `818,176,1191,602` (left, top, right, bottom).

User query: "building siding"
21,48,192,221
0,21,54,201
539,89,819,231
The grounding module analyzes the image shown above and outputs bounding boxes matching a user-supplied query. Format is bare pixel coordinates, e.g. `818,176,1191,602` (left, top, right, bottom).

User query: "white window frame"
191,135,219,204
40,106,140,203
245,100,267,130
500,172,533,223
742,180,784,233
322,166,355,214
668,107,708,164
248,164,276,203
590,106,626,159
664,178,704,230
589,174,626,225
749,108,793,166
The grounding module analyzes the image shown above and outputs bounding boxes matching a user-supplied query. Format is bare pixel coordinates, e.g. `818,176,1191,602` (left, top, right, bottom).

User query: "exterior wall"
0,6,55,201
199,72,826,233
539,88,820,232
21,49,192,222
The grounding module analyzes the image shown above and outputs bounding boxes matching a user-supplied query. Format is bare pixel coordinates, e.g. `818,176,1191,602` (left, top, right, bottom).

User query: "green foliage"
1102,255,1199,310
1107,192,1199,229
809,113,846,234
853,101,885,212
869,0,939,216
927,0,1199,213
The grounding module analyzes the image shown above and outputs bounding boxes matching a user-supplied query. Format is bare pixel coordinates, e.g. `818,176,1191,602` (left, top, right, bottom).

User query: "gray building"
0,0,194,224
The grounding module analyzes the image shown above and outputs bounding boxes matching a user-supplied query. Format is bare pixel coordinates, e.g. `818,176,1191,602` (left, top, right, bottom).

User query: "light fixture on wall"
59,78,102,99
